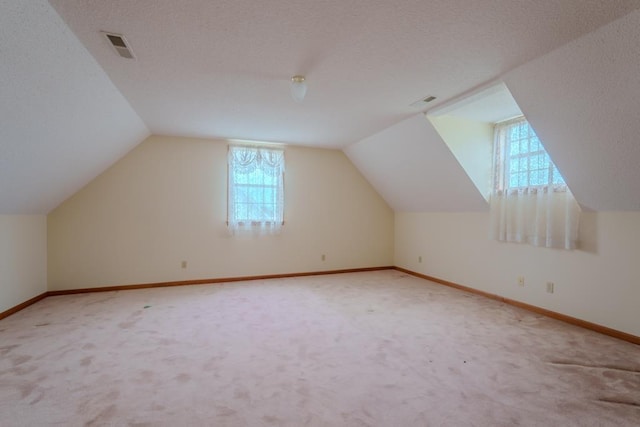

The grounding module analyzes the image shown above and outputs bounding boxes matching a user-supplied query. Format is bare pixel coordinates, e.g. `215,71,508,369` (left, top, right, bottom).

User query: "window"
490,116,580,249
227,145,285,234
494,117,566,192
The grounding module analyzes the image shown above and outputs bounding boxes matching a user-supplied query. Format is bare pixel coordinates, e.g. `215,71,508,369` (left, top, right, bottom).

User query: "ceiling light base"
290,75,307,103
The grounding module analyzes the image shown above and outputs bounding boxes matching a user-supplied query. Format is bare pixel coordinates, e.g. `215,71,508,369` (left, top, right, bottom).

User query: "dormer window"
490,115,580,249
427,82,580,249
493,117,566,192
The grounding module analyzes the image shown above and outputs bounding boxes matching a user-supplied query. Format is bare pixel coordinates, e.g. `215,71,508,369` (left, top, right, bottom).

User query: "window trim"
493,116,567,194
226,144,285,229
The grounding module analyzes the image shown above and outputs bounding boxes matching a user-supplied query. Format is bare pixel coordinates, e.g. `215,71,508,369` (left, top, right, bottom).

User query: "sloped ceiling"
2,1,640,215
48,0,638,148
0,0,149,214
344,115,487,212
504,9,640,211
349,9,640,213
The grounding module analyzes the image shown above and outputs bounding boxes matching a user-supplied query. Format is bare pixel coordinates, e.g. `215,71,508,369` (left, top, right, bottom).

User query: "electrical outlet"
418,256,422,263
181,260,187,269
546,282,554,293
518,276,525,286
321,254,326,261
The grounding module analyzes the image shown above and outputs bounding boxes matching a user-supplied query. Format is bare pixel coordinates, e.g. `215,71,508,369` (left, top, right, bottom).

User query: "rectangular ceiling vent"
410,95,437,108
102,31,135,59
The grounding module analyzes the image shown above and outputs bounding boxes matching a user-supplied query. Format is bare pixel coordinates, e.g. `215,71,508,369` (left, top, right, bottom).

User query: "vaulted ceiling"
504,9,640,211
1,0,149,214
2,0,640,214
346,8,640,212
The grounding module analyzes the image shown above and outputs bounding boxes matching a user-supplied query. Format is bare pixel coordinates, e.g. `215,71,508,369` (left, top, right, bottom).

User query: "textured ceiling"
346,8,640,213
504,9,640,211
48,0,639,148
0,0,149,214
3,1,640,215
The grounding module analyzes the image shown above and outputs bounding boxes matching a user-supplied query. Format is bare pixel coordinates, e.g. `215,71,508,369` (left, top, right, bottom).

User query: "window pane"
531,170,544,186
530,136,541,152
519,124,529,140
263,187,275,204
250,203,262,220
518,159,528,172
228,146,284,226
236,187,248,204
552,167,566,185
509,127,519,142
497,120,567,191
509,139,520,156
529,154,540,170
246,169,260,184
509,158,519,173
246,186,259,203
263,173,277,185
518,172,528,187
236,203,248,221
509,174,519,188
260,204,275,220
541,155,550,170
234,172,248,184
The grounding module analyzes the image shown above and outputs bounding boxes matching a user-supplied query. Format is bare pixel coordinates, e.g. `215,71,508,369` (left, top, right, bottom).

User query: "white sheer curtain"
489,118,580,250
490,188,580,249
228,145,284,236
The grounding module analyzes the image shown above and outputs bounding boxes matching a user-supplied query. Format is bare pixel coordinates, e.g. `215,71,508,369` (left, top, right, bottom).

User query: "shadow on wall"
577,212,597,254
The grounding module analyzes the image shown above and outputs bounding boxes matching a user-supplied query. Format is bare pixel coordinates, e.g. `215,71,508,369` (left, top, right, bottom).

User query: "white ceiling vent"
102,32,135,59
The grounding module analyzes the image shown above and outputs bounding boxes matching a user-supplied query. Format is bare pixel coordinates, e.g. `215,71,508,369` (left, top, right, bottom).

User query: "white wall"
427,115,493,201
395,211,640,337
48,136,394,290
344,115,487,212
0,215,47,312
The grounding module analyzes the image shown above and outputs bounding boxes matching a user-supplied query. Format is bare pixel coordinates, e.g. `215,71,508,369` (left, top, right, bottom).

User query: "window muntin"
495,118,566,192
227,145,284,231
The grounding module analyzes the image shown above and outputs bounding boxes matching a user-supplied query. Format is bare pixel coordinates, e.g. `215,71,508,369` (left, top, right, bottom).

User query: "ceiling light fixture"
290,75,307,103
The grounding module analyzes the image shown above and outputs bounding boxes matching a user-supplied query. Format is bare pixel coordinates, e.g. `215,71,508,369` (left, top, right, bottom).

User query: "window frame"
226,145,285,229
494,117,567,193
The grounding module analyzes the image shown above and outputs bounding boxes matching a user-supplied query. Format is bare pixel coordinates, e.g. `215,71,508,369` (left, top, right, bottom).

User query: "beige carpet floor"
1,270,639,426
